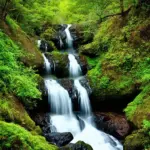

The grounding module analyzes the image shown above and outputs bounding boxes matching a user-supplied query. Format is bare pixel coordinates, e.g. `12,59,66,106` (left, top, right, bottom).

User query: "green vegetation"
0,121,58,150
0,31,41,109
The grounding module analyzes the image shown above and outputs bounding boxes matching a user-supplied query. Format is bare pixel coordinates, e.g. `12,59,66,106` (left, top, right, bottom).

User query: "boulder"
45,132,73,147
61,141,93,150
93,112,130,139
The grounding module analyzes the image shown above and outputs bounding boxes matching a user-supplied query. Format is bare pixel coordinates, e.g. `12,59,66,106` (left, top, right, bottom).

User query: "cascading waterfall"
65,24,73,48
45,79,73,115
68,54,82,77
42,53,51,73
40,24,123,150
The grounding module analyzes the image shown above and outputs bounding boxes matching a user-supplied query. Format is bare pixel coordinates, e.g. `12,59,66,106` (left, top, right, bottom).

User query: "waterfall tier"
45,79,73,115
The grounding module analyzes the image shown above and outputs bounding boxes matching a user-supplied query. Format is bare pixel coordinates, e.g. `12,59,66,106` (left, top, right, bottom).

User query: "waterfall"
74,79,91,115
65,24,73,48
44,79,73,115
59,36,63,48
41,24,123,150
42,54,51,73
68,54,82,77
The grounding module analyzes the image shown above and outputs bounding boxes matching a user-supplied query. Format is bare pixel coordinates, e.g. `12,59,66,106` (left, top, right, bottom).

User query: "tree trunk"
1,0,11,20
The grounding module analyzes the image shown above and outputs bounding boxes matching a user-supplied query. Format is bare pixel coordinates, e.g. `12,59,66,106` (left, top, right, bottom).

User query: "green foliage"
124,85,150,127
0,31,41,109
99,76,110,89
0,121,58,150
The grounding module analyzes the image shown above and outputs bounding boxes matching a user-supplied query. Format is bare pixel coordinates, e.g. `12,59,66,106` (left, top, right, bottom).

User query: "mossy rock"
46,51,69,78
124,85,150,128
124,129,150,150
0,95,41,134
0,121,58,150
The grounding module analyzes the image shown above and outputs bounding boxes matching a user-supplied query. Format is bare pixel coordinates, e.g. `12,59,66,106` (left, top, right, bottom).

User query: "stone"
93,112,130,139
45,132,73,147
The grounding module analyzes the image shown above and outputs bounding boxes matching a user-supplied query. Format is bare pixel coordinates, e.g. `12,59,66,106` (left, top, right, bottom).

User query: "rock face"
93,112,130,139
58,79,78,106
46,132,73,147
31,113,51,135
75,55,88,75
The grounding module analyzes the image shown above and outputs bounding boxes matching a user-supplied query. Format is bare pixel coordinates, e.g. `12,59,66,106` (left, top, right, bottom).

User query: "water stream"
40,24,123,150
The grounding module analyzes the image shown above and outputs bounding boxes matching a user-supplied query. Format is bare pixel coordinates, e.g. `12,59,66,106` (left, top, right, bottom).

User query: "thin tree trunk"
1,0,11,20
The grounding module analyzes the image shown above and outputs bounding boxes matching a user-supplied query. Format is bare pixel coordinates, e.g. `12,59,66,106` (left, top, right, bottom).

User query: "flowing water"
44,79,73,115
74,78,91,115
40,24,123,150
68,54,82,77
42,53,51,74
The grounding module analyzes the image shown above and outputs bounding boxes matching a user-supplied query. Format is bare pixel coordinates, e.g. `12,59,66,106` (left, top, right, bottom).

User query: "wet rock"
45,132,73,147
79,77,92,96
31,113,51,135
75,55,88,75
39,40,55,52
93,112,130,139
58,79,77,100
61,141,93,150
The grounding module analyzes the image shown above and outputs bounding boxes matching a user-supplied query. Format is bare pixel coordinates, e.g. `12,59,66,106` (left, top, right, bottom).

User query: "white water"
74,79,91,115
65,24,73,48
37,40,41,48
44,79,73,115
42,54,51,73
68,54,82,77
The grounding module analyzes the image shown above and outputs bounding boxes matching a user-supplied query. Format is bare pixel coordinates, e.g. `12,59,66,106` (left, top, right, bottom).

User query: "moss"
41,28,56,41
0,121,58,150
50,51,69,78
0,30,41,109
124,85,150,128
0,95,41,134
0,17,43,69
124,129,150,150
